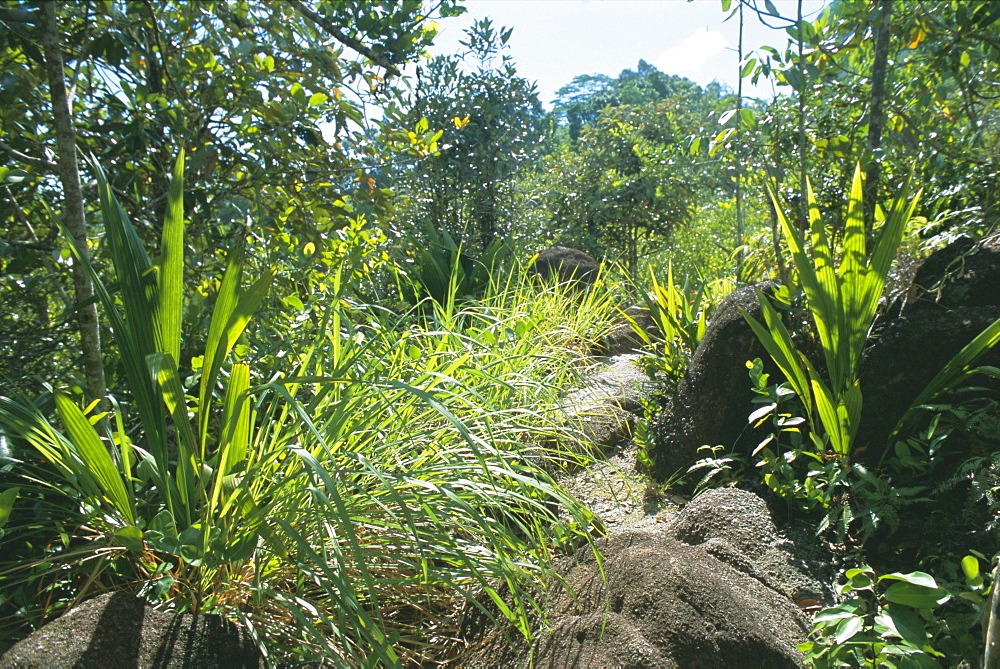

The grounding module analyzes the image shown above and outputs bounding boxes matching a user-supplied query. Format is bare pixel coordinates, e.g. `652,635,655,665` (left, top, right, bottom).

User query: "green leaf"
961,555,981,582
213,363,251,513
815,603,862,622
834,615,863,644
782,66,805,91
879,604,928,648
154,149,185,363
0,487,19,529
76,156,168,472
54,392,135,525
883,581,950,608
0,167,32,184
811,377,846,454
740,290,811,417
198,239,246,445
880,572,938,588
114,525,145,552
147,352,199,525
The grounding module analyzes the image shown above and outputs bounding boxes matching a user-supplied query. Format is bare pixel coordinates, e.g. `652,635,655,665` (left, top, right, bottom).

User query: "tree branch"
0,7,37,24
0,139,58,169
285,0,401,77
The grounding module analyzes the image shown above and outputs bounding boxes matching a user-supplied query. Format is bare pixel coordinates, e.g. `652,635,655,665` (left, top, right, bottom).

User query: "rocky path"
461,351,837,667
557,353,680,532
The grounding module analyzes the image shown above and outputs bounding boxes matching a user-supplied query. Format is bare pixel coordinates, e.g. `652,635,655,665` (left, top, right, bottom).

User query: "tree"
731,0,1000,239
529,96,707,275
0,0,463,395
551,60,709,143
388,18,545,255
38,1,106,405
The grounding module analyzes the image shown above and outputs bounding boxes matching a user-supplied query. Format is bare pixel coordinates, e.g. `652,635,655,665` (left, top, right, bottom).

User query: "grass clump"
0,152,608,665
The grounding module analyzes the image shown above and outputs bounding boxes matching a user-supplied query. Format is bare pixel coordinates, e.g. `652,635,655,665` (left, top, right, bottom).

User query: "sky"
425,0,828,107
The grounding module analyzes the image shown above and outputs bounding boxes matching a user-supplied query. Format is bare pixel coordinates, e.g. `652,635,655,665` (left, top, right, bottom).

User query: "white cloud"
654,27,728,78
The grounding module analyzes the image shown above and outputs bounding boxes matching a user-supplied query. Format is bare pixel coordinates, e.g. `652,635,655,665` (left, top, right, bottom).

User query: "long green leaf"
212,363,251,512
839,164,867,282
810,377,845,454
154,149,185,362
196,242,273,453
890,314,1000,444
54,393,135,525
148,352,199,527
59,164,167,462
0,487,20,530
201,269,273,457
768,180,838,382
739,295,812,423
871,170,920,281
198,239,246,448
90,157,157,360
838,165,869,387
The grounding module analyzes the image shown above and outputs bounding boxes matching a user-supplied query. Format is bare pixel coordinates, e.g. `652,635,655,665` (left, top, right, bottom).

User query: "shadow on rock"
460,488,832,668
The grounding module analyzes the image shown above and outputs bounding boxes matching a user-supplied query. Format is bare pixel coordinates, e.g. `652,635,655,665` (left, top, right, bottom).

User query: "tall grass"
0,152,606,665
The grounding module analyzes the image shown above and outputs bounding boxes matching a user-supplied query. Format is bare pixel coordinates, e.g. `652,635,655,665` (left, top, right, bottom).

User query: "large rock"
0,592,260,668
562,353,654,417
460,489,820,668
856,236,1000,461
665,488,837,604
551,354,652,464
651,282,779,479
528,533,808,668
566,402,636,455
907,235,1000,310
529,247,600,289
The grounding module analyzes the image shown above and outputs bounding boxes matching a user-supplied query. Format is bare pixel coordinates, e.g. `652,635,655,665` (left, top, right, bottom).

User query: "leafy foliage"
801,561,988,667
0,155,605,664
388,19,545,255
740,165,920,459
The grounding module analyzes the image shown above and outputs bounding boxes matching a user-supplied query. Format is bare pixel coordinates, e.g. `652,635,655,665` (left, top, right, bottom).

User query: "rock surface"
0,592,260,668
529,246,600,288
461,489,824,668
665,488,837,604
651,281,779,479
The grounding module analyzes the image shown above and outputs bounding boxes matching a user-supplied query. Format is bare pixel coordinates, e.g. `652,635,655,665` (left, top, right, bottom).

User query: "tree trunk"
796,0,808,230
735,0,746,278
40,1,107,407
864,0,893,233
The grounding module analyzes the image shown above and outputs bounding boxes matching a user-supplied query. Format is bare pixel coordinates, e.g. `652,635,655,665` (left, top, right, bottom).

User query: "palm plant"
636,263,732,379
0,149,276,612
741,165,921,459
